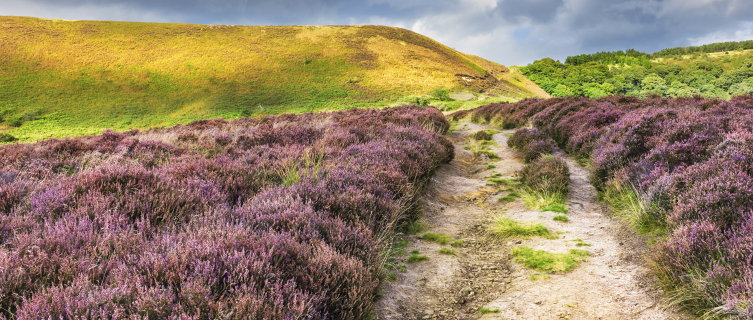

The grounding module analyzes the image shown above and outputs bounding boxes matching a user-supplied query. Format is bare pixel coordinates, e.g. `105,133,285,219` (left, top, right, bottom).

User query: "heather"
0,105,453,319
452,95,753,318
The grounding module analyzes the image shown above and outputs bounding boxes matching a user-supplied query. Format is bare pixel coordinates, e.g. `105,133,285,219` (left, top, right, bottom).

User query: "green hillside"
520,41,753,99
0,16,545,142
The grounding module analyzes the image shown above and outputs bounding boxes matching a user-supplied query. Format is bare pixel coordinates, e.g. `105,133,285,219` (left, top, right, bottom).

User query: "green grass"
530,274,551,280
552,215,569,222
451,240,464,247
522,189,567,210
407,249,430,263
511,246,590,273
497,193,520,203
438,248,456,255
492,218,558,239
572,239,591,247
542,203,569,214
464,139,499,159
486,164,497,169
0,17,549,143
487,178,516,186
403,220,426,235
422,233,454,245
599,179,667,237
478,308,500,314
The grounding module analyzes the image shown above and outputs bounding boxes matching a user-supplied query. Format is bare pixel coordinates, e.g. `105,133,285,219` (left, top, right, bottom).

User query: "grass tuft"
404,220,426,235
492,218,558,239
552,215,569,222
438,248,456,255
478,308,500,314
522,189,567,210
511,246,590,273
451,240,464,248
530,274,551,280
407,252,430,263
422,233,454,245
542,203,568,214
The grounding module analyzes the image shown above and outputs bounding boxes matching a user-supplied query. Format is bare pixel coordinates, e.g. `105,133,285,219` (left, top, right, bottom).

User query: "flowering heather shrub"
0,105,453,319
507,128,557,162
470,130,492,141
459,95,753,317
520,156,570,195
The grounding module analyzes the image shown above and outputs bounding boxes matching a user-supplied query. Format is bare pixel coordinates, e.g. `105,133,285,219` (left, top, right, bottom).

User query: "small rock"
535,300,543,305
424,309,434,315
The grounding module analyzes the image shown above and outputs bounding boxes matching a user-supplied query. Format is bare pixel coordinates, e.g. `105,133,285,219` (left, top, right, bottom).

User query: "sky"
3,0,753,66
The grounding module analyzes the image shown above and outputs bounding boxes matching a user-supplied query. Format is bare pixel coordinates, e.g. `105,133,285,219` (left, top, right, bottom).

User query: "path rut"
375,122,689,320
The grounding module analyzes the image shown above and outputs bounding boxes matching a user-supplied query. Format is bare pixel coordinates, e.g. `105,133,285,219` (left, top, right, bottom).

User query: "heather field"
0,105,453,319
452,95,753,318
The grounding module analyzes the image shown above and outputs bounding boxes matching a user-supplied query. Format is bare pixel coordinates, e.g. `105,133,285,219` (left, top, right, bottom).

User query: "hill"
519,41,753,99
0,16,545,142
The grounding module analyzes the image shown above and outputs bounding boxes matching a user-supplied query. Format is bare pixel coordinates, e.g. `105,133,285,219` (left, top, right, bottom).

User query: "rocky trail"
375,122,690,320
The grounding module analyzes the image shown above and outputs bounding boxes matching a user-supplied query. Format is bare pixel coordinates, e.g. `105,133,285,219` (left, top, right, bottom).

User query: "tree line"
520,40,753,99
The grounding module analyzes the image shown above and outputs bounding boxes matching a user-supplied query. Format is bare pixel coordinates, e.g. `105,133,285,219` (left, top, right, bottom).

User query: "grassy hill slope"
0,16,544,141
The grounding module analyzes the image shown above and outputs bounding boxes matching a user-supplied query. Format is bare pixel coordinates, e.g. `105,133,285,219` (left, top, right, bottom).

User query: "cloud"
2,0,753,65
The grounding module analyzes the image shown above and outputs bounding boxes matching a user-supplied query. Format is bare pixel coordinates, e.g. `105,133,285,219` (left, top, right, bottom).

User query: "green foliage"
511,246,590,273
422,233,454,245
600,179,667,237
478,308,500,314
572,239,591,247
530,274,551,280
464,139,499,159
520,44,753,100
450,240,464,248
438,248,456,255
652,40,753,58
542,203,568,214
431,87,453,101
552,215,569,222
407,250,430,263
522,189,567,210
0,133,17,143
486,164,497,169
498,191,521,203
403,220,427,235
470,130,492,140
492,218,558,239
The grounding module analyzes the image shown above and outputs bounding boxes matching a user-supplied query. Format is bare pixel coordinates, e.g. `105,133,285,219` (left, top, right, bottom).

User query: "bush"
0,106,454,319
520,155,570,195
0,133,17,143
432,87,453,101
471,130,492,141
458,95,753,317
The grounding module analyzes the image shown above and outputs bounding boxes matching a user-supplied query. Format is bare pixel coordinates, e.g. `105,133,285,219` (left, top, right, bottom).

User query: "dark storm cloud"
2,0,753,65
497,0,565,23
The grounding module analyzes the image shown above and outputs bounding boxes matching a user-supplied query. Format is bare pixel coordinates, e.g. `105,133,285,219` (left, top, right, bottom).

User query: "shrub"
431,87,453,101
471,130,492,141
458,95,753,317
520,155,570,195
0,106,454,319
0,133,17,143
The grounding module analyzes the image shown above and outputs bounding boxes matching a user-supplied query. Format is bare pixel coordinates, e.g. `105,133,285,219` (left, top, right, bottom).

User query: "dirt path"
375,123,689,320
